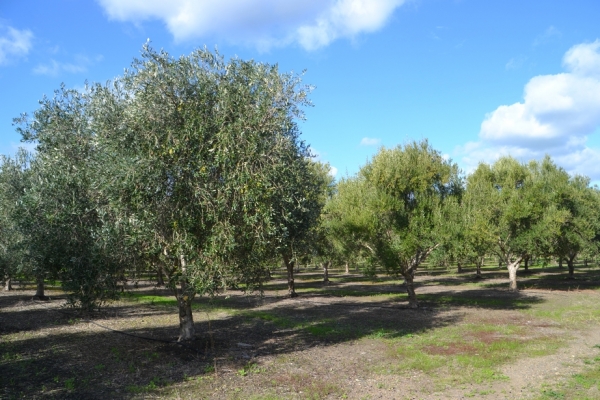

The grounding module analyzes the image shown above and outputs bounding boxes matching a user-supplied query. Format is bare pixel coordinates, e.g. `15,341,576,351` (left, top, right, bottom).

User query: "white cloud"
0,26,33,65
360,137,381,146
296,0,406,50
33,55,100,77
328,166,338,177
457,40,600,180
96,0,406,51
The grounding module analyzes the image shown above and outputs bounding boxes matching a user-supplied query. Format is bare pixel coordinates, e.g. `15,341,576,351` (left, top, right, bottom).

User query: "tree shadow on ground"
0,278,551,400
0,291,457,399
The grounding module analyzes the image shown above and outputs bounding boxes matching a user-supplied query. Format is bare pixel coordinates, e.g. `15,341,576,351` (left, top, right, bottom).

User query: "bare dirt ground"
2,264,600,399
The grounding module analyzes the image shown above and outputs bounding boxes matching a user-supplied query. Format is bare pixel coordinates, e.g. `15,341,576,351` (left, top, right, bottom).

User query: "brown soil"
2,264,600,399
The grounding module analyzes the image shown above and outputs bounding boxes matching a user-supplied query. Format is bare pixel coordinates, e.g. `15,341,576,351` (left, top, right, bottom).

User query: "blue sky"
2,0,600,181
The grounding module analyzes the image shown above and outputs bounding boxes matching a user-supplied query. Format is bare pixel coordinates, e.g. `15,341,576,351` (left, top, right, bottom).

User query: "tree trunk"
322,261,330,284
558,258,563,269
507,258,522,291
3,274,12,291
34,276,48,300
177,296,195,341
523,256,529,273
584,259,588,268
283,254,297,297
475,258,483,279
567,256,575,279
156,264,165,286
457,262,462,274
403,271,418,308
345,262,349,274
177,255,195,341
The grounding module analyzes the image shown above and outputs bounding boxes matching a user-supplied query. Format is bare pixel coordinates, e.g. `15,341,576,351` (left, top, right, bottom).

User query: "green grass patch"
524,293,600,326
417,293,541,309
243,311,355,338
123,292,178,306
374,323,561,387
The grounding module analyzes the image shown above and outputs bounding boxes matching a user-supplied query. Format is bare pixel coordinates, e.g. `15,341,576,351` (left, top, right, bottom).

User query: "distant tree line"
2,45,599,341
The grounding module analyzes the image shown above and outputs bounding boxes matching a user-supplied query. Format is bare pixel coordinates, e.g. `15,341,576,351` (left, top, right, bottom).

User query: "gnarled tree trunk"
283,254,297,297
399,246,438,308
176,255,195,341
507,257,523,291
403,270,418,308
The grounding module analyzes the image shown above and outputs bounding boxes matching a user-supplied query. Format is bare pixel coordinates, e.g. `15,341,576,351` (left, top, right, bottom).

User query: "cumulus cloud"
0,26,33,65
96,0,406,50
296,0,405,50
360,137,381,146
457,40,600,179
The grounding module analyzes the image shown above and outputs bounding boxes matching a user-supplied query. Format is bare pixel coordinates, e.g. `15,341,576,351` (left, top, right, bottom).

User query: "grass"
243,310,356,338
123,292,178,306
3,264,600,399
537,353,600,399
524,292,600,326
374,322,562,387
417,293,542,309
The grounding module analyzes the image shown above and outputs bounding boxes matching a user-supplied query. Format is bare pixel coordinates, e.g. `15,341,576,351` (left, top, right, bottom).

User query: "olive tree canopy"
326,140,462,307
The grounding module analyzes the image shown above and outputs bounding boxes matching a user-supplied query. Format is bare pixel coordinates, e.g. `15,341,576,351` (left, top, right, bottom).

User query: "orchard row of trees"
2,46,599,340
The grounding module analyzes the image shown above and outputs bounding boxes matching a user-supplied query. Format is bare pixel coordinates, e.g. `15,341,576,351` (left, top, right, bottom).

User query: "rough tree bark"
400,246,438,309
507,257,523,291
176,255,195,341
402,269,418,309
283,254,297,298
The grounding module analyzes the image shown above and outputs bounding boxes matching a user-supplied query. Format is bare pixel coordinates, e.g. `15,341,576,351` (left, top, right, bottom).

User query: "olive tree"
547,174,600,279
0,150,32,291
16,86,124,308
89,45,316,340
466,157,569,291
326,140,462,307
